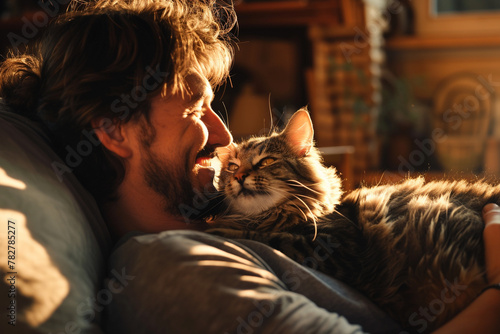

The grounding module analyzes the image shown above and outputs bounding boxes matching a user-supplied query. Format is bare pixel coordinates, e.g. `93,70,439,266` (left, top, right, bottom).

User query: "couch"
0,101,111,333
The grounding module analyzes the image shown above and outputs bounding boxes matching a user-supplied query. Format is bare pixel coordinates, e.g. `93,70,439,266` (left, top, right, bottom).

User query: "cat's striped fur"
208,109,493,332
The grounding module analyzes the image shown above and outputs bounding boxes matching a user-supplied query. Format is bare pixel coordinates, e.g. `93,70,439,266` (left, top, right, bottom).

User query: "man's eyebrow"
189,91,207,102
186,88,213,105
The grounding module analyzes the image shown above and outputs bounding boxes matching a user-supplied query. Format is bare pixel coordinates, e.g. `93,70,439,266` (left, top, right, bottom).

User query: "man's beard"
142,148,223,224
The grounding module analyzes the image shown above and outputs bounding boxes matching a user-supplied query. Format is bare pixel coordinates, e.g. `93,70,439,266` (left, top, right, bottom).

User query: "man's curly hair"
0,0,236,201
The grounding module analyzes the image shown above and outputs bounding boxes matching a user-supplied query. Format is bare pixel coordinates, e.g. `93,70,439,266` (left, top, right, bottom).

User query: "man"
1,0,499,333
96,71,232,236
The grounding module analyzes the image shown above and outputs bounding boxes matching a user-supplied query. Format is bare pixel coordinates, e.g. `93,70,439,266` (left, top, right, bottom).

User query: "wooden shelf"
386,35,500,51
235,0,342,26
235,1,309,12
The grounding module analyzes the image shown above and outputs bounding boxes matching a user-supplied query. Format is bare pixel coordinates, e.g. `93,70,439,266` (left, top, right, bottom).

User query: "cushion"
0,101,111,333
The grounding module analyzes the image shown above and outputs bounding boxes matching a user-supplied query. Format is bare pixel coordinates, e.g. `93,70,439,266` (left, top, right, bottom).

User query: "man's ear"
91,118,133,158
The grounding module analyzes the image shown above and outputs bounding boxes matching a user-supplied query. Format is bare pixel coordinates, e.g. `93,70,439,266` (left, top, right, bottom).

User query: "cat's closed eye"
226,162,239,172
257,157,277,168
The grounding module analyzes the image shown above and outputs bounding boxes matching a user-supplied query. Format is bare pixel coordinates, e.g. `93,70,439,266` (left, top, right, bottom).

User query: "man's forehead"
153,72,212,106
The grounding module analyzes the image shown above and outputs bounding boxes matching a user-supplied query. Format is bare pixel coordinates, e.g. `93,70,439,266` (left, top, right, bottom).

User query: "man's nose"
204,109,232,148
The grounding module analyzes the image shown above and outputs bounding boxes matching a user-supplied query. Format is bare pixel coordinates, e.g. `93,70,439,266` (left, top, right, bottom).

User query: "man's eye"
190,110,204,118
258,157,276,168
185,106,204,118
227,162,239,172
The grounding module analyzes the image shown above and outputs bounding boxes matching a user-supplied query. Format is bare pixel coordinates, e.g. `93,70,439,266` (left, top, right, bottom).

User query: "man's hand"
432,204,500,333
482,203,500,284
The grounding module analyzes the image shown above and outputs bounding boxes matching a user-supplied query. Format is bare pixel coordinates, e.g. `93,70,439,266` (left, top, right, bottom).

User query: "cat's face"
217,137,300,215
216,109,342,217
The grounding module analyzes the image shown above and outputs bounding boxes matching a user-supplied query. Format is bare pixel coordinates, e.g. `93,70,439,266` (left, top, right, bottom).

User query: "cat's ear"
216,143,237,164
283,108,314,157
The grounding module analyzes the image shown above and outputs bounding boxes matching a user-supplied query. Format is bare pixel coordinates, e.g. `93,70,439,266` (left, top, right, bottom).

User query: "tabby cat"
208,109,495,333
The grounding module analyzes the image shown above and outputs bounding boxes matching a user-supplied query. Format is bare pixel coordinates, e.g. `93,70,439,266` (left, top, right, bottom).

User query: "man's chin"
174,164,224,222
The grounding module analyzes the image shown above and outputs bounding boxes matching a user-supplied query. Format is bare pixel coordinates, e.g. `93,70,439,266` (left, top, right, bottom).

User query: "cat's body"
208,110,492,332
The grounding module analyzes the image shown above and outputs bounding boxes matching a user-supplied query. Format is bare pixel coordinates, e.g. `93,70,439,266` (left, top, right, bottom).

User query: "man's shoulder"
113,229,247,253
109,229,274,271
114,229,220,249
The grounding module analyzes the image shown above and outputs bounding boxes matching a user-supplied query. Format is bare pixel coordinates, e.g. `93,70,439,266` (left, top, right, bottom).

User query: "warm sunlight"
0,168,26,190
0,209,69,326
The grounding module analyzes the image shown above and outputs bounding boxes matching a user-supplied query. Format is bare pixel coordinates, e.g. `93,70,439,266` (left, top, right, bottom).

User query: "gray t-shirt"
105,230,401,334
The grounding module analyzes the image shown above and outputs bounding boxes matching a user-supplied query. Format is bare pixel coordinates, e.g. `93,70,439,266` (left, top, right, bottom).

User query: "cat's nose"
234,171,248,184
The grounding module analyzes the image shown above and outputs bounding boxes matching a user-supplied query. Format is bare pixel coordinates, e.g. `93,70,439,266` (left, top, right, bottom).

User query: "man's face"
131,73,232,220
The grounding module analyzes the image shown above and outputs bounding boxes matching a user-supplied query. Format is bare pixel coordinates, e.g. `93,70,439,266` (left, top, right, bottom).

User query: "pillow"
0,102,111,334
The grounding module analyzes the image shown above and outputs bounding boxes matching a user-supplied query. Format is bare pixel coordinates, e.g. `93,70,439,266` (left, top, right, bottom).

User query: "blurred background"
3,0,500,190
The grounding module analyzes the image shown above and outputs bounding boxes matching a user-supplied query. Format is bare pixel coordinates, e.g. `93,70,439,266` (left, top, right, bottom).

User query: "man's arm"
433,204,500,333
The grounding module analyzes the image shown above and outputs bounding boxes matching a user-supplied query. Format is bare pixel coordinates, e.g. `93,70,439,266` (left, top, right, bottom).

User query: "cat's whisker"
285,180,327,195
206,195,228,209
216,152,230,157
209,194,227,202
372,170,386,188
221,101,230,129
287,204,318,240
291,192,323,204
267,94,272,135
256,184,322,217
263,136,275,156
330,208,359,230
311,216,318,241
273,183,324,206
267,95,278,137
288,193,318,241
287,200,308,221
261,186,311,221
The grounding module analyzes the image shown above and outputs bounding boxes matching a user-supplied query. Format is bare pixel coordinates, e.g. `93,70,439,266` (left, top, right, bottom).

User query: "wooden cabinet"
232,0,387,188
235,0,360,27
384,3,500,177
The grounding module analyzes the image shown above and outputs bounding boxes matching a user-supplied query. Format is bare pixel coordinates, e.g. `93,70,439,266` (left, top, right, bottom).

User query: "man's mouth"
194,147,217,190
196,156,212,167
195,147,215,167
